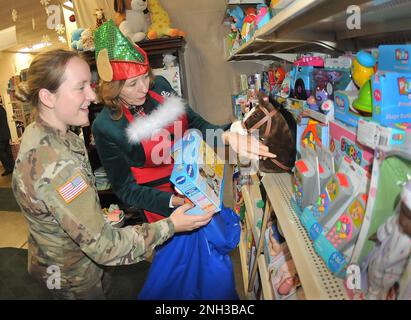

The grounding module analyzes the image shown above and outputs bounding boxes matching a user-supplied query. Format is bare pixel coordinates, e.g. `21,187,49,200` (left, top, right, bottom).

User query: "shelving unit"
261,173,349,300
226,0,411,61
239,173,274,300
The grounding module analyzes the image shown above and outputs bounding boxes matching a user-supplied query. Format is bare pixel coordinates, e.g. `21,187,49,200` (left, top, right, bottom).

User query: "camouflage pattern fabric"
12,116,174,299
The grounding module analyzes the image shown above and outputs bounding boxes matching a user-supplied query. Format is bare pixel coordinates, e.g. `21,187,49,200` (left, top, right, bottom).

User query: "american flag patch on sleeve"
57,174,89,203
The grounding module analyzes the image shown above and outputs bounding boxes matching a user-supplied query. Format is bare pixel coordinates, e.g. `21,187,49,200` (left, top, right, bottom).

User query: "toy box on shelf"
302,101,334,124
170,129,226,215
299,156,369,277
329,120,374,173
334,90,372,128
296,117,329,154
371,44,411,129
356,118,411,151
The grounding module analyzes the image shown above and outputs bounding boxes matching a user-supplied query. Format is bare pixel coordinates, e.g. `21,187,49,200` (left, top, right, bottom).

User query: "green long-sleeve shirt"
92,76,230,216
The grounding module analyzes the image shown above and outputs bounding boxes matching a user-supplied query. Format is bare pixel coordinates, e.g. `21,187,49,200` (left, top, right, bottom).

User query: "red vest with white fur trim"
123,90,188,223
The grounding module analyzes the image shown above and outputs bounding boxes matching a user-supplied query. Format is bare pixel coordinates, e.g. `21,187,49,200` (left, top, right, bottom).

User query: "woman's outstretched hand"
170,204,214,232
222,131,276,160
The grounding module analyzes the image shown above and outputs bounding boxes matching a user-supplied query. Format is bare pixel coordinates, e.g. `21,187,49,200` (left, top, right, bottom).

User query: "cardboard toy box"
371,71,411,129
170,129,226,215
329,120,374,173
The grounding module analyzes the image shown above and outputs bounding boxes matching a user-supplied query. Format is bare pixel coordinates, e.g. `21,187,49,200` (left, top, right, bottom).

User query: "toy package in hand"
170,129,226,215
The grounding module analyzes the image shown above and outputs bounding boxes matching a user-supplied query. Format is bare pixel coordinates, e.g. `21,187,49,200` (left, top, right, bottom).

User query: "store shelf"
238,227,253,299
226,0,411,60
241,180,264,242
257,254,273,300
261,173,349,300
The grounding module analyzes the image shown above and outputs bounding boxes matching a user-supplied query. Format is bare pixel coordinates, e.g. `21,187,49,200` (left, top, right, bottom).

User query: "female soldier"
12,49,214,300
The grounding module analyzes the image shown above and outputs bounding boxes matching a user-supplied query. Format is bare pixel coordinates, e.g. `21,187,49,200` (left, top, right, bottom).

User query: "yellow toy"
351,51,376,88
147,0,186,40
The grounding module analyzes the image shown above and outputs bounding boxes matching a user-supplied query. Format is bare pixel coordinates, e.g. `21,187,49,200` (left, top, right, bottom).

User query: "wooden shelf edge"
238,228,251,298
258,254,273,300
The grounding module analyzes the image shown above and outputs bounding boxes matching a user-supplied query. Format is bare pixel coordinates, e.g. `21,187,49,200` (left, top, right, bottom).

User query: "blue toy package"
170,129,226,215
371,44,411,129
334,90,370,128
313,233,347,276
371,70,411,129
377,44,411,73
300,207,323,241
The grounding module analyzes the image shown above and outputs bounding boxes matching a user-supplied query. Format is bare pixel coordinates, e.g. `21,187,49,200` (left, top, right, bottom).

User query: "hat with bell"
94,19,149,82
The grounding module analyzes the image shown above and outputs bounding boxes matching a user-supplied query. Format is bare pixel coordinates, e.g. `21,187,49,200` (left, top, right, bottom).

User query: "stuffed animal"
147,0,185,39
114,0,150,42
94,8,107,28
71,28,85,50
80,28,95,51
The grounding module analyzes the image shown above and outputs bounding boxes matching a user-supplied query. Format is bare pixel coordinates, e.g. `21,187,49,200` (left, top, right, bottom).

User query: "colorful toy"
296,118,329,155
227,6,245,33
312,172,354,226
334,90,369,128
268,66,286,95
241,7,257,42
300,207,323,240
329,120,374,172
147,0,186,39
170,130,225,215
353,79,373,115
256,4,271,29
290,65,314,100
293,159,317,210
351,51,376,88
113,0,150,42
294,56,324,67
324,194,367,259
314,233,347,276
70,27,85,50
372,71,411,129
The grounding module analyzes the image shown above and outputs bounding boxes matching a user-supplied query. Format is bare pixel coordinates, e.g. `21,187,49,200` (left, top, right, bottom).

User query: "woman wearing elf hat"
91,20,275,299
92,20,275,223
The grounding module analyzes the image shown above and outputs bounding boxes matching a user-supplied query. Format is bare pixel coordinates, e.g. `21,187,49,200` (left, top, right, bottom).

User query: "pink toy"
294,56,324,67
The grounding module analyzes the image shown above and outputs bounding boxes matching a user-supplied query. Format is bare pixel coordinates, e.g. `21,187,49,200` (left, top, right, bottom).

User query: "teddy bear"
114,0,150,43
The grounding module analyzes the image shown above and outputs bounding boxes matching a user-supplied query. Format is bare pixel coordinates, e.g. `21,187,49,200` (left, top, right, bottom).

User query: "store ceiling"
0,0,70,53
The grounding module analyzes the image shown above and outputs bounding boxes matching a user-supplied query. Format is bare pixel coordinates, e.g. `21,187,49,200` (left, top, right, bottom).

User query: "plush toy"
71,28,85,50
147,0,185,39
94,8,107,28
113,0,150,42
80,28,95,51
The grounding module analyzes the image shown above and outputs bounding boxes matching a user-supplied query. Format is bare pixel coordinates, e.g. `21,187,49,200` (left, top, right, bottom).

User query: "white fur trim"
126,95,186,143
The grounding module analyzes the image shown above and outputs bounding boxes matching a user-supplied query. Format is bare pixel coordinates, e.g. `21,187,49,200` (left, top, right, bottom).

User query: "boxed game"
170,129,226,215
329,120,374,173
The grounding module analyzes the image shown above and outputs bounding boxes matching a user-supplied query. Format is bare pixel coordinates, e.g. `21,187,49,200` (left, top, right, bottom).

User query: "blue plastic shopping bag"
138,207,241,300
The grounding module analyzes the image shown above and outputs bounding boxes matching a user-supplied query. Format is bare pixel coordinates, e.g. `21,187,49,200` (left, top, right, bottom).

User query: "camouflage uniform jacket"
12,117,174,294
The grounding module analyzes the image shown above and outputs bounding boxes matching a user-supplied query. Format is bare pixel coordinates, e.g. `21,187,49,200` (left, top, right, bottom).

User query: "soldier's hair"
98,69,155,121
15,49,81,109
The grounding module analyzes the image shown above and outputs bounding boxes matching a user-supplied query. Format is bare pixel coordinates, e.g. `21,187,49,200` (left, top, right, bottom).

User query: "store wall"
0,52,34,141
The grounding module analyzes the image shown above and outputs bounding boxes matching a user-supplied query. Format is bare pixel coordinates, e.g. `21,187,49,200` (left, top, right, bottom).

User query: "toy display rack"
261,172,350,299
